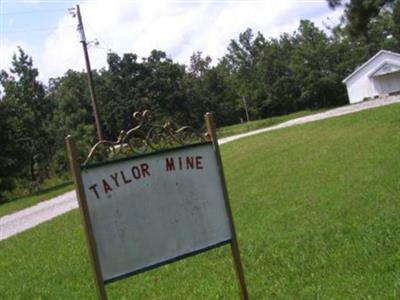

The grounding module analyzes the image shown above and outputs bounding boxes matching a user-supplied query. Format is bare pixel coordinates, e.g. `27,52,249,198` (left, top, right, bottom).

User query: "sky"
0,0,345,84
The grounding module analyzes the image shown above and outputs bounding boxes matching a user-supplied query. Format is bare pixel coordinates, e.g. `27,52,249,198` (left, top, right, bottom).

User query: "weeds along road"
1,96,400,241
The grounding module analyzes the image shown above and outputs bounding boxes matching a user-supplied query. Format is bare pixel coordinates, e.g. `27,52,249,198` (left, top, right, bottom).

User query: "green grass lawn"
1,104,399,299
216,109,325,138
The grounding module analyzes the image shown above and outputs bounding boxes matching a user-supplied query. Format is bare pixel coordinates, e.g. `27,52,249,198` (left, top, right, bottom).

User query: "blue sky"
0,1,344,83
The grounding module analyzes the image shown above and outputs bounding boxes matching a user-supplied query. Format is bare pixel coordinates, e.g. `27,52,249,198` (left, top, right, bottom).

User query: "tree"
0,48,54,184
140,50,191,125
224,28,268,119
184,53,241,127
327,0,398,50
48,70,96,172
0,101,27,201
189,51,212,77
98,52,145,138
290,20,346,108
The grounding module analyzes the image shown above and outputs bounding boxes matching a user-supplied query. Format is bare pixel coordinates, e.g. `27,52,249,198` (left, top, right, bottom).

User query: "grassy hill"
1,104,399,299
216,108,324,138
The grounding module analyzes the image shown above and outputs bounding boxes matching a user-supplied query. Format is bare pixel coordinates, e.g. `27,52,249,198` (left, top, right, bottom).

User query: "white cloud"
31,0,344,82
39,12,83,81
0,39,30,72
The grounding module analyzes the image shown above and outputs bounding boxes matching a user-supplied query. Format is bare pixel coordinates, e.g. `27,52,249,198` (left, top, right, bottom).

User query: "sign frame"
66,112,248,300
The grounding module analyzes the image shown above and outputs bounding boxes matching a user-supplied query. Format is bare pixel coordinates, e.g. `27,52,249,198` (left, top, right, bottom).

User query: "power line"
90,44,112,52
84,19,126,56
85,21,113,52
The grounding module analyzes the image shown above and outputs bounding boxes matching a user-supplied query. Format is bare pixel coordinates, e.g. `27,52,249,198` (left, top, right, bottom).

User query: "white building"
343,50,400,104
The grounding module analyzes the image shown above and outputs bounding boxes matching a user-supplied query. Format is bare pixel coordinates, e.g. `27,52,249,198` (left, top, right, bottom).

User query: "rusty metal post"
204,112,249,300
66,135,108,300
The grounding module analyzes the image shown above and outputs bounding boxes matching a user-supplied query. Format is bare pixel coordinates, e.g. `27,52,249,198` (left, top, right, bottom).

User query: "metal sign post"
66,136,108,300
205,112,249,300
66,111,248,299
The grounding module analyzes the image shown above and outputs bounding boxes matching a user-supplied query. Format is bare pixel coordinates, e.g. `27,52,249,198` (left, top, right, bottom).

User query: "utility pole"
242,96,250,122
71,5,104,141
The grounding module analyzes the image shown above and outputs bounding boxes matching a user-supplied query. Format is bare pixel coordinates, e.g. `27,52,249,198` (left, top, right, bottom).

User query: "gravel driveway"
1,96,399,241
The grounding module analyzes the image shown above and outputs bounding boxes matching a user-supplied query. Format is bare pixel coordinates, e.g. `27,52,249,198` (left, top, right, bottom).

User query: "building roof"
370,61,400,78
342,50,400,83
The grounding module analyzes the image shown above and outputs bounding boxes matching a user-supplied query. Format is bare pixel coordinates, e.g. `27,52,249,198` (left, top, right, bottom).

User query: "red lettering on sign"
196,156,203,169
165,156,204,172
186,156,194,169
121,170,132,184
89,184,100,199
110,173,120,187
166,157,175,171
141,163,150,177
132,166,141,179
178,157,183,170
102,179,113,194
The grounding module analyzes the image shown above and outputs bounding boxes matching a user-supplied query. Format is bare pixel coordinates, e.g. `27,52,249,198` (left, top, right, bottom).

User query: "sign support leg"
204,113,249,300
66,135,108,300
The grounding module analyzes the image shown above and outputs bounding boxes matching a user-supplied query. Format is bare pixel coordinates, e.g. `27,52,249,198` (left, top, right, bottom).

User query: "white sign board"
81,143,232,282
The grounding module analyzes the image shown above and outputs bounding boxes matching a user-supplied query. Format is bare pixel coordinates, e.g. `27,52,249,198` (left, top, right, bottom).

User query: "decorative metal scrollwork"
83,110,207,165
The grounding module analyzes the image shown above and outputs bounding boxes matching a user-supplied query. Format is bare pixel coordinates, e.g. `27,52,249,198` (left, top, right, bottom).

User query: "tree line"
0,0,399,200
